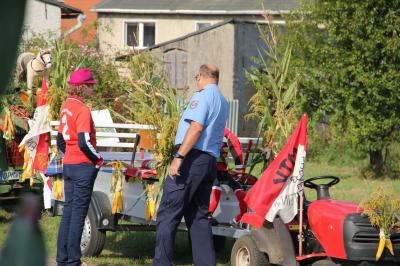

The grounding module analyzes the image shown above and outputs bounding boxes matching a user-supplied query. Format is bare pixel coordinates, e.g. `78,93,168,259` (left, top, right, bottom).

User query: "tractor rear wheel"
231,235,269,266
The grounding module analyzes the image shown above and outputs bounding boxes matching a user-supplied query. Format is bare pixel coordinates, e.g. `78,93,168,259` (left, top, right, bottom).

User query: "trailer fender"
90,191,116,231
250,217,298,266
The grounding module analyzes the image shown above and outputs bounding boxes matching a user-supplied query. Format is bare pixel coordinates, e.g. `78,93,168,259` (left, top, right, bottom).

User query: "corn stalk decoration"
246,18,299,171
19,144,34,187
359,185,400,260
109,161,124,214
127,53,182,219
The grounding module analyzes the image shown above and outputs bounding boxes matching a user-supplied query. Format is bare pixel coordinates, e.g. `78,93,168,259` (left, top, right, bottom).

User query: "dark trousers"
153,149,217,266
56,163,97,266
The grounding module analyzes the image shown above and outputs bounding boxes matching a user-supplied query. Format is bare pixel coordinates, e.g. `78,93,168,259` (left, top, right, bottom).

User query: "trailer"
50,121,258,259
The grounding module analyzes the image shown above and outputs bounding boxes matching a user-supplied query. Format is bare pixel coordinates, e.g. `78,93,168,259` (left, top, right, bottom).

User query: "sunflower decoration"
360,185,400,260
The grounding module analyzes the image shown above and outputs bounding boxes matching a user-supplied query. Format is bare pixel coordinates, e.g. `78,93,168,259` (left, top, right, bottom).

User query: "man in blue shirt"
153,64,229,266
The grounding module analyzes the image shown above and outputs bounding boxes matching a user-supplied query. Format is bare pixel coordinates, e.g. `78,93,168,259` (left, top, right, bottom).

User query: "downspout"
61,13,86,38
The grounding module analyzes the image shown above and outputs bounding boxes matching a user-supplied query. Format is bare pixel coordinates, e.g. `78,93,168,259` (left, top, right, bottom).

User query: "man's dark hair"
199,64,219,82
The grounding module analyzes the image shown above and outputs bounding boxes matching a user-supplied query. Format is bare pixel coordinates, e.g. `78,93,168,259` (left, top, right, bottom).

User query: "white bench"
50,121,260,164
50,121,156,164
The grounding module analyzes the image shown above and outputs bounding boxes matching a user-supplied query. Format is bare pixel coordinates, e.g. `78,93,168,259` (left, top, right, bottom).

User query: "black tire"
311,260,338,266
213,235,226,252
231,235,269,266
80,201,106,257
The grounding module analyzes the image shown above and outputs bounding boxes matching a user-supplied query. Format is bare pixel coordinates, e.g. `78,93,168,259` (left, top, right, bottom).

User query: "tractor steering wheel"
304,176,340,189
304,176,340,200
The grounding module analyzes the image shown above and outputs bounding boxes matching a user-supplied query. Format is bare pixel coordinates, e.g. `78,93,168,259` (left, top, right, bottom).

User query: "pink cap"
67,68,97,86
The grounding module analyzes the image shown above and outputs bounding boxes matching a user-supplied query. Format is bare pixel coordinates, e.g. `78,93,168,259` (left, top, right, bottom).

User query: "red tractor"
231,176,400,266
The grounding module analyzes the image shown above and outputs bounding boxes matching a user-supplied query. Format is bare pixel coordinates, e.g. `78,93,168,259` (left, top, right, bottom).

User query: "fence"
226,99,239,135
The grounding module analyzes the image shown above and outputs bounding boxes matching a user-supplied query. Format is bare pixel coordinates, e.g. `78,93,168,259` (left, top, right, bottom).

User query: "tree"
285,0,400,174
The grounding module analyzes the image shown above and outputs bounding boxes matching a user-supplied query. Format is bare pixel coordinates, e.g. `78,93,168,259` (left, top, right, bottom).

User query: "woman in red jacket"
56,68,103,266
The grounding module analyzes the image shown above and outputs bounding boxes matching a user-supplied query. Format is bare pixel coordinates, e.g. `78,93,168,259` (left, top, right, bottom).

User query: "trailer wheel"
231,235,269,266
311,260,337,266
80,204,106,257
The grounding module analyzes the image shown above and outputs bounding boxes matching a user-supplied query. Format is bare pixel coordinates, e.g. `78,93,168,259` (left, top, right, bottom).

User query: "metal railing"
226,99,239,135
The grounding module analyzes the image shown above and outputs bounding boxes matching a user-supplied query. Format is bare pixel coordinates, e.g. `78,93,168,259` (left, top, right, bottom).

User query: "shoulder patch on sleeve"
190,100,199,109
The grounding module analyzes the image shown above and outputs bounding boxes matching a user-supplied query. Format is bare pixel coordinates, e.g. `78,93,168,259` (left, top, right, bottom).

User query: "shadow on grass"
95,230,233,265
0,216,13,223
0,199,19,223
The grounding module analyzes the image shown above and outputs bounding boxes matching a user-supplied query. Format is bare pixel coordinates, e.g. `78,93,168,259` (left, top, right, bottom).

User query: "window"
143,24,155,47
126,23,139,47
196,22,212,31
125,22,155,48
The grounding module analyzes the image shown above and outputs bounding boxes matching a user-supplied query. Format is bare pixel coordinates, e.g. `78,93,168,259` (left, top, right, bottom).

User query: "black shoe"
207,212,219,226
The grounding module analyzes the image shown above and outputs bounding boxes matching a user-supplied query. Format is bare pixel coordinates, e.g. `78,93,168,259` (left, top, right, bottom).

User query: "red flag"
241,114,308,228
32,79,50,172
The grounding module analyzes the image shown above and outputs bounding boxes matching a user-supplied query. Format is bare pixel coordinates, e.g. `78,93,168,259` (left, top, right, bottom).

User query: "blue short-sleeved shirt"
174,84,229,158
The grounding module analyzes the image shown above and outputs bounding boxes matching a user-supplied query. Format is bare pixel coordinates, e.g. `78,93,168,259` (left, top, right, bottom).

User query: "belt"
173,145,209,156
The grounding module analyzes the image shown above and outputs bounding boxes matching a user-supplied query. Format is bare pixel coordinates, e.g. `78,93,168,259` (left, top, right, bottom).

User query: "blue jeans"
56,163,97,266
153,149,217,266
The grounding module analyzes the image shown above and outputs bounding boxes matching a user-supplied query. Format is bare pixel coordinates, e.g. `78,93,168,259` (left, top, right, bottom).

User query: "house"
61,0,102,44
118,20,268,136
23,0,82,40
92,0,300,56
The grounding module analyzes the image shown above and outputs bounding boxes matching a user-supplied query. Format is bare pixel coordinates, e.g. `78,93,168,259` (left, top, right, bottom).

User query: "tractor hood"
307,199,400,262
307,199,360,259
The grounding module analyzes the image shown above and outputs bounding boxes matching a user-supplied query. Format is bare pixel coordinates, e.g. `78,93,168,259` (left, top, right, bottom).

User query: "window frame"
124,20,157,49
195,21,213,31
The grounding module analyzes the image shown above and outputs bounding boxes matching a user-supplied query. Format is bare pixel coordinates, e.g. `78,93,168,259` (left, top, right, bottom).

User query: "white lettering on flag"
266,144,306,223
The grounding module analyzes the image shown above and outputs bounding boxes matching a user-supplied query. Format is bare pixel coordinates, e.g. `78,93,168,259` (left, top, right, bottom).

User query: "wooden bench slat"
50,140,137,148
50,131,137,138
50,121,156,130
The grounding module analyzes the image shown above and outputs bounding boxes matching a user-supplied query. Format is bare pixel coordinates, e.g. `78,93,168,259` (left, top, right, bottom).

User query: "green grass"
303,161,400,202
0,203,233,266
1,161,399,265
